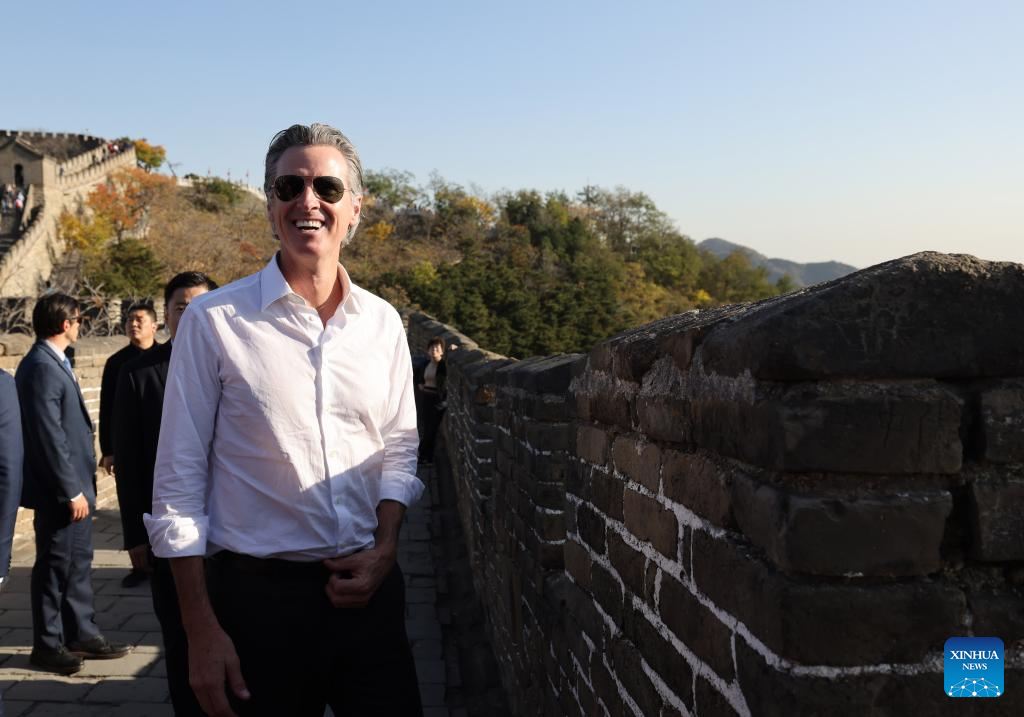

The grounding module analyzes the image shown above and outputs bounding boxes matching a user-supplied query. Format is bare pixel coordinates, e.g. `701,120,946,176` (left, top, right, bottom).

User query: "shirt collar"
259,252,362,316
42,338,67,361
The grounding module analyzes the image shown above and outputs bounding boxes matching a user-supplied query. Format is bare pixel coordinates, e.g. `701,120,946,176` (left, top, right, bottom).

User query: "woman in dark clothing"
414,337,447,462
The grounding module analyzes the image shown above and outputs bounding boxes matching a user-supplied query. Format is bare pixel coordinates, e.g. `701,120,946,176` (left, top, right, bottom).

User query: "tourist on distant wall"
15,293,130,675
414,336,447,463
146,123,423,716
98,303,159,589
114,272,217,717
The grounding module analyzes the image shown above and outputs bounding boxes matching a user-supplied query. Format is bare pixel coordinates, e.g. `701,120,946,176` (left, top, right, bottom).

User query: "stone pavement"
0,465,457,716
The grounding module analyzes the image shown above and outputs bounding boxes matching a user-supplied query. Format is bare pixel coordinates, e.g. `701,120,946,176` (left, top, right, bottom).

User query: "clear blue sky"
7,1,1022,268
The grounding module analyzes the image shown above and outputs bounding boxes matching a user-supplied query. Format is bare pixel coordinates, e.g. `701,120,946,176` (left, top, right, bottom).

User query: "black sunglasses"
273,175,350,203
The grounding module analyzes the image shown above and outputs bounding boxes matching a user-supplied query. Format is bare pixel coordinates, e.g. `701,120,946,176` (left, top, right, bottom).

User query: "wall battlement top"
1,130,106,161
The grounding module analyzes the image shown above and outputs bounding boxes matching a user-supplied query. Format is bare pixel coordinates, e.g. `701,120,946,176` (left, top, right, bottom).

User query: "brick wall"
409,251,1024,716
1,335,126,552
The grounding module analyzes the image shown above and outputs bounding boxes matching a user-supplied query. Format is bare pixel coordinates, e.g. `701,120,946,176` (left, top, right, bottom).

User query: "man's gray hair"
263,123,364,244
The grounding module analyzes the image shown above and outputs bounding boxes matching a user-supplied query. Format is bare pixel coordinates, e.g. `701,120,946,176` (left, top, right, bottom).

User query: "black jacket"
112,341,171,550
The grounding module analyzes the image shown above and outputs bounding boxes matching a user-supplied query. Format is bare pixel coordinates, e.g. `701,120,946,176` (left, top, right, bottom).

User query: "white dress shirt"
145,256,423,560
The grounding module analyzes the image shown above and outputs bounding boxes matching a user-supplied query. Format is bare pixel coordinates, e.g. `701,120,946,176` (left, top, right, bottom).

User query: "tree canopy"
350,175,794,357
62,155,795,352
133,138,167,172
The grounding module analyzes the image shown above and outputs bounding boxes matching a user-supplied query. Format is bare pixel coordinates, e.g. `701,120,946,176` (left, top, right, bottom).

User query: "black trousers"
415,388,443,460
207,553,423,717
31,507,99,651
150,556,204,716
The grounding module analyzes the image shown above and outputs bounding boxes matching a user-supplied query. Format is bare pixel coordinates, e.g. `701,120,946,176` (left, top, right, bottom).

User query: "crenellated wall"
409,251,1024,716
0,130,137,296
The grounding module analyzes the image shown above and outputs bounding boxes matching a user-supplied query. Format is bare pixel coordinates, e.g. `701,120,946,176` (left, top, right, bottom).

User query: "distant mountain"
698,238,857,287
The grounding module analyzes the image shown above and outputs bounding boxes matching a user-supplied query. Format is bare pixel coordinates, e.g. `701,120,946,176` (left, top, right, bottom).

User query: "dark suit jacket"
15,341,96,511
113,341,171,550
0,372,24,579
99,342,152,457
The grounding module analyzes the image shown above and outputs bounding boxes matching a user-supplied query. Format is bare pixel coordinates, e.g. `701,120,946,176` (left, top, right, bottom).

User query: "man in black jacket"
114,272,216,715
99,303,158,588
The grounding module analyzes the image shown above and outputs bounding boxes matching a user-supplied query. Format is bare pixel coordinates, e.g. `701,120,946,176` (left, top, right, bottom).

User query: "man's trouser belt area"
211,550,328,578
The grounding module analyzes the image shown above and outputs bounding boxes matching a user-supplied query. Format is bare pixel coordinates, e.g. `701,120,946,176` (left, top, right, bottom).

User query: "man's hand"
99,455,114,475
188,623,250,717
69,495,89,522
324,499,405,608
172,556,250,716
323,544,396,608
127,543,152,572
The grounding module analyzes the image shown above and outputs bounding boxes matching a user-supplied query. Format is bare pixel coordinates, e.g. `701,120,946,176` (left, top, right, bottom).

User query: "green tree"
85,239,164,297
133,139,167,172
185,176,243,212
775,274,798,294
698,250,778,304
363,168,425,210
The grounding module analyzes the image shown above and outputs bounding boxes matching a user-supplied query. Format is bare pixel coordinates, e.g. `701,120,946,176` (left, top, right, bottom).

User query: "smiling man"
146,124,423,716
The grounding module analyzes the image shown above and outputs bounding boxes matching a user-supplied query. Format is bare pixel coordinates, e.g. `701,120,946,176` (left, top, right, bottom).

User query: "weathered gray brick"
731,475,952,576
576,424,610,465
970,477,1024,561
623,489,679,560
611,435,661,492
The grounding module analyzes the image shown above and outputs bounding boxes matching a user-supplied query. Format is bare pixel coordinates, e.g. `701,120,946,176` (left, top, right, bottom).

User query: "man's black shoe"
30,646,84,675
68,635,131,660
121,569,148,588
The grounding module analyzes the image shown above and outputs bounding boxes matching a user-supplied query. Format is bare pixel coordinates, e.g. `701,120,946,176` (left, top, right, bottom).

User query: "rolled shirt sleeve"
144,305,220,558
379,314,424,507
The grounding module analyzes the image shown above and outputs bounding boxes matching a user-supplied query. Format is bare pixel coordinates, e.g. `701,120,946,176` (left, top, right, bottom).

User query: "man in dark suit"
99,303,158,588
0,370,23,717
16,293,129,675
114,272,216,715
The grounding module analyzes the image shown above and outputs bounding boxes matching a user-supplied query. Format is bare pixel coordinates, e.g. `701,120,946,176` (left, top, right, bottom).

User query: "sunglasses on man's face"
273,175,349,204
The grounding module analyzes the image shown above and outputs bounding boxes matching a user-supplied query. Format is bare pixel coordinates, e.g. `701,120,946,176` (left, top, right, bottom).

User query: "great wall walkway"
0,466,460,717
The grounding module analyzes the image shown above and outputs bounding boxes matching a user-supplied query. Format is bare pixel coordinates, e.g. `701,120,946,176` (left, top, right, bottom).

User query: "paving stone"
120,614,162,632
8,704,114,712
0,592,26,609
407,619,443,640
1,701,32,716
407,587,437,604
416,658,447,683
82,676,169,703
92,549,132,568
100,630,157,651
0,628,32,648
77,649,158,677
0,610,32,629
146,658,167,678
106,704,175,716
412,639,443,659
407,604,439,622
4,677,95,701
419,682,446,707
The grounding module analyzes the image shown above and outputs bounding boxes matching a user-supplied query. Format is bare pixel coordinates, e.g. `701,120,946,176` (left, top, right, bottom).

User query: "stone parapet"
408,251,1024,716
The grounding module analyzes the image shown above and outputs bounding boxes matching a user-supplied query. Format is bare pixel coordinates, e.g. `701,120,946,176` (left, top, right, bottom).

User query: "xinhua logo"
945,637,1004,697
